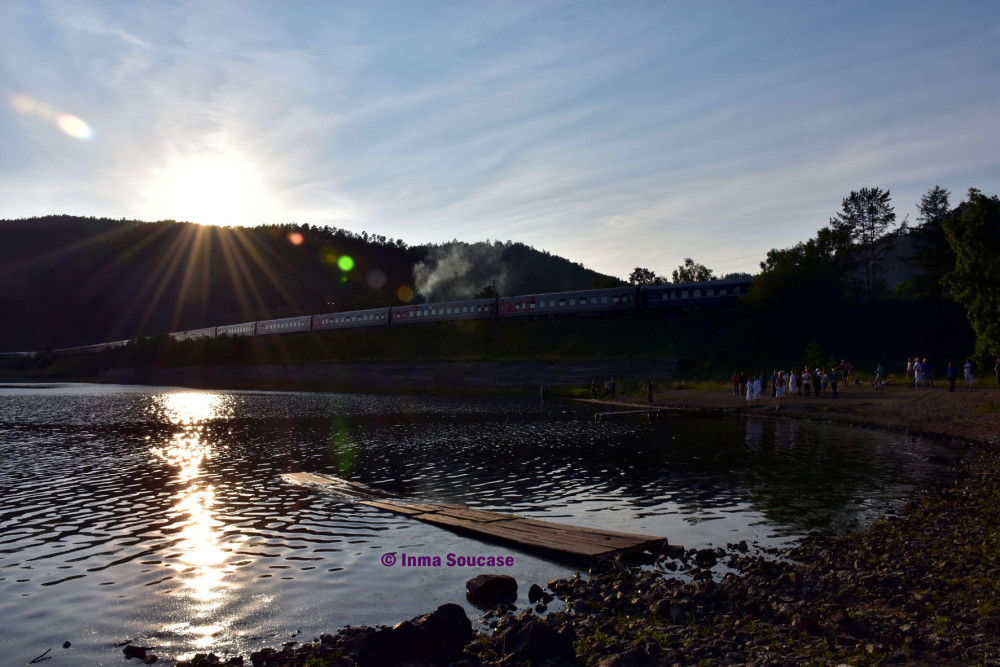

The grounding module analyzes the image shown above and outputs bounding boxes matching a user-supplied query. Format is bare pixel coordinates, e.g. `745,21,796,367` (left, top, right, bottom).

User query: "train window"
682,290,689,298
569,298,576,305
707,288,715,296
694,289,702,297
612,296,618,303
601,296,608,303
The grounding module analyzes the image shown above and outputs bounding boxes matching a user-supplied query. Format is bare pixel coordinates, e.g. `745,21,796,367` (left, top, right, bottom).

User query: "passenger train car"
43,278,752,356
498,287,638,318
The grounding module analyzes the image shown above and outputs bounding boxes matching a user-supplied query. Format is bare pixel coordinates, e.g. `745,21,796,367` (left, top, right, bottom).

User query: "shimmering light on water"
0,383,958,664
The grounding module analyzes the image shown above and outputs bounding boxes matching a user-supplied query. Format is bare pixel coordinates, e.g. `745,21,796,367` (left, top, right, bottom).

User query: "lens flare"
287,232,304,246
320,246,337,265
366,269,387,289
56,114,95,140
337,255,354,271
396,285,414,302
9,93,95,141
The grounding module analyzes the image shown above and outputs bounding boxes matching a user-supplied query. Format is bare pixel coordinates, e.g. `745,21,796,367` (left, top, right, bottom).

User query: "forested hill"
0,216,615,351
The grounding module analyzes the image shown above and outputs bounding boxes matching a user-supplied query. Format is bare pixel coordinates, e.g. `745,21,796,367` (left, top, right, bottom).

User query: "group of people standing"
732,366,846,409
906,358,937,387
591,378,617,398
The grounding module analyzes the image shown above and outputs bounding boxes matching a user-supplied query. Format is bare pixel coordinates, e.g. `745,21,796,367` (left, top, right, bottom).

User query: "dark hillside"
0,216,616,351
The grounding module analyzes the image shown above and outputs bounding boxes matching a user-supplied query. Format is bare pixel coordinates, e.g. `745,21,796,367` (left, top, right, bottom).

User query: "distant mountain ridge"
0,215,617,351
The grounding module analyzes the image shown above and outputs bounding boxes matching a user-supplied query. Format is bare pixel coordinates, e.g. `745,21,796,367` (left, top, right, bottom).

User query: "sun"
144,150,271,226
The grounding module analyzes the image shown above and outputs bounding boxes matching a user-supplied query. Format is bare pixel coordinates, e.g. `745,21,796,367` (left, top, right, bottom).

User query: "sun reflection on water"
149,392,246,653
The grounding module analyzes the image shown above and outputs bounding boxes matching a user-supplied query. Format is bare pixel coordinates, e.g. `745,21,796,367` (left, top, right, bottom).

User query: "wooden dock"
594,408,671,421
281,472,671,562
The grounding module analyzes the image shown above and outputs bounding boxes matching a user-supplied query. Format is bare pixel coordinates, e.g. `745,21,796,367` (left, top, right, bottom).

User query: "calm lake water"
0,382,955,664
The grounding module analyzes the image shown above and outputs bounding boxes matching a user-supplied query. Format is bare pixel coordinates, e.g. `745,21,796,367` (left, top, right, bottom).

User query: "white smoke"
413,242,509,302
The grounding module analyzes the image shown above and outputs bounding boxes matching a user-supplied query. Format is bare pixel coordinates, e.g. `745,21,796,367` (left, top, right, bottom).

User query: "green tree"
907,185,955,299
942,188,1000,363
628,267,666,285
671,258,714,283
750,240,846,312
829,187,897,295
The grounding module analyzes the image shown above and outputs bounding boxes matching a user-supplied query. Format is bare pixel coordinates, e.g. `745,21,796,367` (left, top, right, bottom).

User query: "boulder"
466,574,517,609
356,604,474,666
412,603,474,660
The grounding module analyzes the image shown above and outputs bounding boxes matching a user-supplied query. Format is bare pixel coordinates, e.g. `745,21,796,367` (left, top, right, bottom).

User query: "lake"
0,382,954,664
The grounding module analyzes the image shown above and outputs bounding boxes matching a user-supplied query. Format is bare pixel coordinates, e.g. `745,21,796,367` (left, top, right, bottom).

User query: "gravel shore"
172,382,1000,666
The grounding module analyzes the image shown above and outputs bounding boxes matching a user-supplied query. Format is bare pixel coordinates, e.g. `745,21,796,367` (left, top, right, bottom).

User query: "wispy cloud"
1,0,997,279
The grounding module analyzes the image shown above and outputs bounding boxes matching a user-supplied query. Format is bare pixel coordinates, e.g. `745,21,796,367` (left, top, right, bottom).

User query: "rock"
248,647,276,665
357,621,438,666
695,548,719,567
528,583,545,603
597,646,659,666
496,617,574,662
356,603,474,666
466,574,517,609
412,603,474,660
123,645,150,659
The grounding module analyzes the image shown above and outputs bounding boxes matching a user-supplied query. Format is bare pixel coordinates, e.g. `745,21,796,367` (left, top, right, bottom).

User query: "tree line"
753,185,998,369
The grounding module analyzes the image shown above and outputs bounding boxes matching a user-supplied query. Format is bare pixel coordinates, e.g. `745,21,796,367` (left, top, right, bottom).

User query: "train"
21,277,752,357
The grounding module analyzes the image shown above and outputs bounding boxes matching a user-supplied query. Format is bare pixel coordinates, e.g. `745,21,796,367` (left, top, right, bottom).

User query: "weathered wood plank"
284,472,671,561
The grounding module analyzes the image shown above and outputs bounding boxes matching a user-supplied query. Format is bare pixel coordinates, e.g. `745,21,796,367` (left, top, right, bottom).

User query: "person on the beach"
964,358,975,388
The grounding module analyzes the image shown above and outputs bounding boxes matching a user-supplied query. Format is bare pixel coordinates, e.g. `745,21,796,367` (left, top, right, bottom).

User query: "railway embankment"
98,358,679,393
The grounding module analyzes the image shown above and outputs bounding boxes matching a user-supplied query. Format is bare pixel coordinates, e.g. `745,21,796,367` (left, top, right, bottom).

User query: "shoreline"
592,381,1000,450
165,382,1000,666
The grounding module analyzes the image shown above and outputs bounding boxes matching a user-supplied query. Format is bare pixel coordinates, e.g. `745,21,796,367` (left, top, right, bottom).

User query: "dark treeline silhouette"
744,185,996,372
0,216,613,351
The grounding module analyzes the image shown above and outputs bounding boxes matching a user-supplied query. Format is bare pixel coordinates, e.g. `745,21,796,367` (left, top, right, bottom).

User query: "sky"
2,1,998,280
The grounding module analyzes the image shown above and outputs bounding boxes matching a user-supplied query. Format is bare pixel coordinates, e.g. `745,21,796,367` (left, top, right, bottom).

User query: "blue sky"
2,1,998,279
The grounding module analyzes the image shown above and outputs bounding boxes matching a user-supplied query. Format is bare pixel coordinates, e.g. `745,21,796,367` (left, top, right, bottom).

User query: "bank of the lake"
210,383,1000,666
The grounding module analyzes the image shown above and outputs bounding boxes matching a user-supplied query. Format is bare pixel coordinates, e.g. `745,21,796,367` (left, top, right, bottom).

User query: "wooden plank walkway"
281,472,670,562
594,409,670,421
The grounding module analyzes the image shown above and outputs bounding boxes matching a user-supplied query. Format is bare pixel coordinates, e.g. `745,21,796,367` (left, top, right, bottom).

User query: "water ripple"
0,382,957,663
